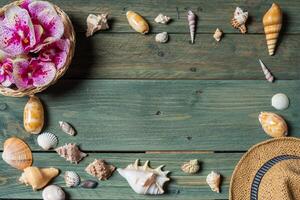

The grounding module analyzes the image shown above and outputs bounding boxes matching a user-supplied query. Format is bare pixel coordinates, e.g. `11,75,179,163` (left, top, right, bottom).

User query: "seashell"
64,171,81,187
263,3,282,56
231,7,248,33
80,180,98,189
86,13,109,37
59,121,76,136
2,137,32,170
258,59,274,83
24,95,44,134
155,32,169,43
85,159,116,180
213,28,223,42
187,10,196,44
258,112,288,137
206,171,221,193
19,166,59,191
42,185,65,200
55,143,87,164
117,159,170,195
181,159,200,174
271,93,289,110
37,132,58,150
154,13,171,24
126,11,149,34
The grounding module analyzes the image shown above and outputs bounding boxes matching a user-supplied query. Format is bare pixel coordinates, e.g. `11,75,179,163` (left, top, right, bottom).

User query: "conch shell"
23,95,44,134
59,121,76,136
154,13,171,24
2,137,32,170
117,159,170,195
206,171,221,193
126,11,149,34
259,59,274,83
187,10,196,43
19,166,59,191
263,3,282,56
259,112,288,137
86,13,109,37
181,159,200,174
213,28,223,42
85,159,116,180
55,143,87,164
231,7,248,33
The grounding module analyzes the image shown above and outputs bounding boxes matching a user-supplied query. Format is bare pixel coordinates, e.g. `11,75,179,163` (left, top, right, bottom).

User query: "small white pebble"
271,93,289,110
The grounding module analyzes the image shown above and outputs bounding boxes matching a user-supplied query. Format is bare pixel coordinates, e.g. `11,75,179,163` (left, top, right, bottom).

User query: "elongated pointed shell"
187,10,196,43
117,159,170,195
259,112,288,137
55,143,87,164
259,59,274,82
42,185,65,200
2,137,32,170
64,171,81,187
206,171,221,193
181,159,200,174
263,3,282,56
126,11,149,34
59,121,76,136
24,96,44,134
19,166,59,191
85,159,116,180
37,132,58,150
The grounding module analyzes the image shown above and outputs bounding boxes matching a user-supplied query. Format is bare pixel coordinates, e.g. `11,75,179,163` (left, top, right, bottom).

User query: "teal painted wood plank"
0,80,299,151
0,0,298,34
0,152,241,199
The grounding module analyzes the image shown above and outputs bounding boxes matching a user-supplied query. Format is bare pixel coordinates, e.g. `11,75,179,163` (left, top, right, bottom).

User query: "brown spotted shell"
23,95,44,134
259,112,288,137
2,137,32,170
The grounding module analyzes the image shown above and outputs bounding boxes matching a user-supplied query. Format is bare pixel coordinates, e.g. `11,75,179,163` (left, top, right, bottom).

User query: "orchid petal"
32,61,56,87
12,57,31,89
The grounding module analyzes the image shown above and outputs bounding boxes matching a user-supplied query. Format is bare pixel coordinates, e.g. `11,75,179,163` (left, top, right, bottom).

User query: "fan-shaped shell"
2,137,32,170
64,171,81,187
37,132,58,150
42,185,65,200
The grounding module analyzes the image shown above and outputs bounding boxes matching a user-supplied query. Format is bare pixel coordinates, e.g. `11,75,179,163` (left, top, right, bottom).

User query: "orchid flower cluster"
0,0,70,89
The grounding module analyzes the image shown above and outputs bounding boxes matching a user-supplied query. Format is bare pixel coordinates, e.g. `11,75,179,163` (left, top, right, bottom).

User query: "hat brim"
229,137,300,200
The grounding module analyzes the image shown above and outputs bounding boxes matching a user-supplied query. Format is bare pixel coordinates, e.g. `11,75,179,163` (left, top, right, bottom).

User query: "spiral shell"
64,171,81,187
259,112,288,137
181,159,200,174
154,13,171,24
37,132,58,150
231,7,248,33
259,59,274,83
187,10,196,43
42,185,65,200
213,28,223,42
86,13,109,37
206,171,221,193
85,159,116,180
24,95,44,134
55,143,87,164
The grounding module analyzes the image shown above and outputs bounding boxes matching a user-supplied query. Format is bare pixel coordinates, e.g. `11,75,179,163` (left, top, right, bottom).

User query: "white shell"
271,93,289,110
42,185,65,200
206,171,221,193
86,13,109,37
37,132,58,150
234,7,248,25
117,159,170,195
213,28,223,42
259,59,274,82
154,13,171,24
181,159,200,174
59,121,76,136
155,32,168,43
64,171,81,187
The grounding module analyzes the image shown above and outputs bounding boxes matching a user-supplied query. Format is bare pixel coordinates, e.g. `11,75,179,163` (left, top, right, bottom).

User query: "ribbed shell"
2,137,32,170
37,132,58,150
64,171,81,187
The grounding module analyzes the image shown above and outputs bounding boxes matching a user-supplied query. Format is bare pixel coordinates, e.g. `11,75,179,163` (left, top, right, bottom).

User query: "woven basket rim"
0,0,75,97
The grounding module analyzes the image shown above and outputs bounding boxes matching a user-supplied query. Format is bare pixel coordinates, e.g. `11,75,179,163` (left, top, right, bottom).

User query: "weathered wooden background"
0,0,299,199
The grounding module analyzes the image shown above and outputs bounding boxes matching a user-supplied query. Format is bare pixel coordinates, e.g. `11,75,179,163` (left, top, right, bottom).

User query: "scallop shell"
213,28,223,42
126,11,149,34
187,10,196,44
258,112,288,137
2,137,32,170
80,180,98,189
19,166,59,191
155,32,169,43
42,185,65,200
271,93,289,110
37,132,58,150
154,13,171,24
59,121,76,136
206,171,221,193
117,159,170,195
231,7,248,33
55,143,87,164
24,95,44,134
181,159,200,174
64,171,81,187
85,159,116,180
259,59,274,83
86,13,109,37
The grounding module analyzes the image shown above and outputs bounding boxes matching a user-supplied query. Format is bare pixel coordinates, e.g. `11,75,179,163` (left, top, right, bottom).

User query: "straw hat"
230,137,300,200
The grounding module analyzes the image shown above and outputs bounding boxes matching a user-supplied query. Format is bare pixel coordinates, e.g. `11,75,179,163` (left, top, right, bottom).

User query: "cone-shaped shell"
19,166,59,191
2,137,32,170
206,171,221,193
263,3,282,56
259,112,288,137
24,96,44,134
126,11,149,34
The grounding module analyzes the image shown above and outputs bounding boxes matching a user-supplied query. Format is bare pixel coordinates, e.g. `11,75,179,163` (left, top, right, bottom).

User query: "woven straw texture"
230,137,300,200
0,0,75,97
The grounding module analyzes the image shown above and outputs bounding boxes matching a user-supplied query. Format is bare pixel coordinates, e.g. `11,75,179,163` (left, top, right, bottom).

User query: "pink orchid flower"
13,58,56,89
0,57,13,87
0,5,36,56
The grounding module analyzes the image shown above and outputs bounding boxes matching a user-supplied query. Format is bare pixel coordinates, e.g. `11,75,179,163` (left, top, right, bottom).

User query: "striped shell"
37,132,58,150
64,171,81,187
2,137,32,170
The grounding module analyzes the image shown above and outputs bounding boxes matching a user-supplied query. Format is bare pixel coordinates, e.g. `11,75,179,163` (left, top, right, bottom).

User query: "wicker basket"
0,0,75,97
